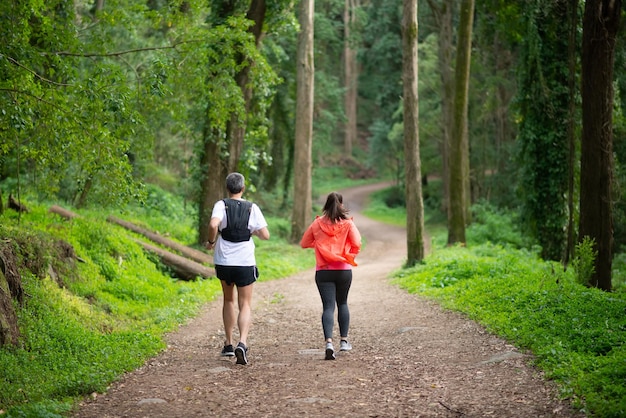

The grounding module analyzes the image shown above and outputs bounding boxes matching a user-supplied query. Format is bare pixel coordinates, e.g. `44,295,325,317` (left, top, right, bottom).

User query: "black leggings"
315,269,352,340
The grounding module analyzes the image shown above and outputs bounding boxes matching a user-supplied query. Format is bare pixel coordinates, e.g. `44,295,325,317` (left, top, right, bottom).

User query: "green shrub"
467,201,532,249
572,236,597,287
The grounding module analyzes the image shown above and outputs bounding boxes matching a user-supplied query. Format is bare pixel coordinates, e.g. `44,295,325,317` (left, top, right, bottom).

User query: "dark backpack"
220,199,253,242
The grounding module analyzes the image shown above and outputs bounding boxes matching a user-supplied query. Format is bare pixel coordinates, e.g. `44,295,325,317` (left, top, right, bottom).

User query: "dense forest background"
2,0,626,289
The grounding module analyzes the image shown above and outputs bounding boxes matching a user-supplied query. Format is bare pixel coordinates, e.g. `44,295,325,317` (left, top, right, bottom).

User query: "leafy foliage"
572,236,597,287
467,200,534,249
0,0,151,207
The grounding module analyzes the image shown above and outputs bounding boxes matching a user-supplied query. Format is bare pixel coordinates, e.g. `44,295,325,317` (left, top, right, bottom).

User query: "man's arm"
205,217,221,249
253,226,270,240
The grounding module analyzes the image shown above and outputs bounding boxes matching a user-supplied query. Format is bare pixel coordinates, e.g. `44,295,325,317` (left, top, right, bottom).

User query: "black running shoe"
235,342,248,365
221,344,235,357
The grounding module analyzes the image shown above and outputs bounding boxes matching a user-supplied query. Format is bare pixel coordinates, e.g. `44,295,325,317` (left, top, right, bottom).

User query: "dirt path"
74,183,582,417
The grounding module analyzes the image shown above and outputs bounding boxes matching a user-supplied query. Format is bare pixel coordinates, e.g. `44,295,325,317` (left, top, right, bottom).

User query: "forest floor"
72,183,584,418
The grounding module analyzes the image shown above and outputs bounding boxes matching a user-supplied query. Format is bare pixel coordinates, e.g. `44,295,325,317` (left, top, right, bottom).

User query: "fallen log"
134,239,215,280
49,205,79,219
106,216,212,265
9,194,28,213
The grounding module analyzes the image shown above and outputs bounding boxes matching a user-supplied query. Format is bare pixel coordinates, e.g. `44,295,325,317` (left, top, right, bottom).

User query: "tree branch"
50,39,202,58
0,88,59,108
1,54,72,87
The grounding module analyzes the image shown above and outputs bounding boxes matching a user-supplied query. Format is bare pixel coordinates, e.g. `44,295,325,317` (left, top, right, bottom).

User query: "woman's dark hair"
323,192,349,222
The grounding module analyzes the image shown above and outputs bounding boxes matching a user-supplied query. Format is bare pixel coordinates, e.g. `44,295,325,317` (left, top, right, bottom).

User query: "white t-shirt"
211,199,268,266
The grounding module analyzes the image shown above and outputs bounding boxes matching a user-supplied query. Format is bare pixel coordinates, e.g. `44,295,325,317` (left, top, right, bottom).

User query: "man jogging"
205,172,270,365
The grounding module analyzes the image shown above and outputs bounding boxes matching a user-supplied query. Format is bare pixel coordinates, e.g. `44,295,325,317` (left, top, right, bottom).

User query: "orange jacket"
300,216,362,268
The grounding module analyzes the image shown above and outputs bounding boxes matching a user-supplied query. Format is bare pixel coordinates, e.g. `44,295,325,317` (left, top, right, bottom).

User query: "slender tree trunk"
447,0,474,245
427,0,454,215
494,35,513,176
74,177,93,209
343,0,358,156
580,0,621,291
291,0,315,243
564,0,578,267
460,0,474,223
402,0,424,266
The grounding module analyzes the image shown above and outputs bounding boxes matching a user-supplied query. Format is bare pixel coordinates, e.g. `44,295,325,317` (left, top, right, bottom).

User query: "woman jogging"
300,192,362,360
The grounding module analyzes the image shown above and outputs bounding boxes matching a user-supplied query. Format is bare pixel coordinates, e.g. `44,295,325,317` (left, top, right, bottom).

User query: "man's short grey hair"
226,172,245,194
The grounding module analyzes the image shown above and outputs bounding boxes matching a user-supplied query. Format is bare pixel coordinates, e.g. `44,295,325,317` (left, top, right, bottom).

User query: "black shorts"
215,265,258,287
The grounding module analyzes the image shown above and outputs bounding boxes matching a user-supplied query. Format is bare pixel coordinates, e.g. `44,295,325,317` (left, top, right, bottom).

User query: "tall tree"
198,0,271,245
402,0,425,265
291,0,315,242
579,0,622,290
447,0,474,245
343,0,359,156
517,1,570,261
565,0,579,267
426,0,454,215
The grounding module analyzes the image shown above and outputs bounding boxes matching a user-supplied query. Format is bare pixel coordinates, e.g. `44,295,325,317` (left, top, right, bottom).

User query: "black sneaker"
325,342,335,360
221,344,235,357
235,342,248,365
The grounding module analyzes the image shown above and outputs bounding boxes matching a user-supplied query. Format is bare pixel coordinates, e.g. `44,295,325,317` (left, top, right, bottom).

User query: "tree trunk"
447,0,474,245
494,35,514,176
460,0,474,224
290,0,315,243
198,125,228,246
402,0,424,266
565,0,578,267
426,0,454,215
580,0,621,291
197,0,266,246
343,0,359,156
74,177,92,209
